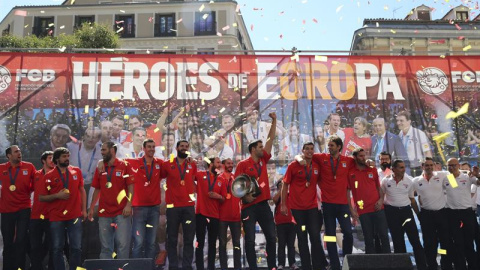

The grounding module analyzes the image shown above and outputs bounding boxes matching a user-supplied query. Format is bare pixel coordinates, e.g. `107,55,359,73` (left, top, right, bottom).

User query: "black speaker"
342,254,413,270
83,258,154,270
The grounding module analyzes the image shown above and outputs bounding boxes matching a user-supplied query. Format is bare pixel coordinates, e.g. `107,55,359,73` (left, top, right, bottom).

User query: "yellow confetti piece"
76,268,87,270
47,186,51,190
331,61,339,65
199,4,205,12
71,0,76,4
99,209,105,213
63,210,68,215
445,103,469,120
463,45,472,51
201,99,205,106
290,54,299,61
202,14,209,20
433,132,451,142
40,214,45,220
24,24,29,28
257,257,262,263
167,204,174,208
324,236,337,242
232,22,238,27
186,220,192,224
402,218,412,227
390,29,396,34
74,218,79,224
160,78,165,82
355,181,358,189
111,97,120,101
315,55,328,62
301,225,306,231
170,154,175,163
204,157,211,164
84,105,89,113
438,249,447,255
344,214,349,218
189,193,196,201
160,146,165,151
219,107,226,113
112,252,116,258
154,127,160,133
124,115,129,120
117,190,127,204
122,174,130,178
447,174,458,188
163,183,167,191
440,55,446,58
146,224,153,228
357,200,364,210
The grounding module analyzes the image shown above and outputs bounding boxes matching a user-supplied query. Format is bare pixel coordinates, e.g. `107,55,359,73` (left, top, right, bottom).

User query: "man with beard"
381,159,427,270
347,148,390,254
377,151,393,181
234,112,278,270
30,151,54,270
371,118,408,167
218,158,241,270
0,145,36,270
160,140,197,270
88,142,134,259
194,156,225,270
281,142,328,270
412,158,451,270
39,147,87,270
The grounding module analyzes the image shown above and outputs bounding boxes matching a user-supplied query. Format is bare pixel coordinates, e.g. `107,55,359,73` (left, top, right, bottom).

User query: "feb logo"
416,67,448,95
0,65,12,93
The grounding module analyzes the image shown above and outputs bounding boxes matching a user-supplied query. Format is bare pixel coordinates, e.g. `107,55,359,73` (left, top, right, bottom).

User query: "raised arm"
264,112,277,155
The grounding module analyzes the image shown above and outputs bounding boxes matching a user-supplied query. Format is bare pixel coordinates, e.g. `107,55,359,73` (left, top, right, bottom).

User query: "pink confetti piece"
243,216,250,221
14,10,27,17
222,25,230,31
148,17,153,23
279,34,283,39
312,18,318,23
176,18,183,24
250,24,254,31
260,182,266,188
115,20,124,25
455,24,462,31
69,136,78,143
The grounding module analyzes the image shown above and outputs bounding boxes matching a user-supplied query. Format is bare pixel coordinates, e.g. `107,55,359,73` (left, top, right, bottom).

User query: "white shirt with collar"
67,141,102,186
443,172,478,210
412,171,448,211
398,126,430,168
381,174,415,207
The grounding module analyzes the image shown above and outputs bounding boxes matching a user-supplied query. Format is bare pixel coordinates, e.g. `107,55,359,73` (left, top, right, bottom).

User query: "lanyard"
78,143,97,174
176,158,188,181
8,166,20,186
250,123,259,140
56,167,69,189
330,155,341,180
105,166,115,184
304,163,313,183
253,161,262,178
206,172,218,192
143,158,155,182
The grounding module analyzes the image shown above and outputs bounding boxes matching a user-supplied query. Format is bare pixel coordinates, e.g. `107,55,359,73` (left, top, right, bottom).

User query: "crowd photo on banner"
1,53,480,270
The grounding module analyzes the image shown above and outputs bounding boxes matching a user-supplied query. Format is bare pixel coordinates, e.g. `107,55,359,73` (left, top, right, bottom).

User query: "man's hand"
350,208,359,222
268,112,277,120
56,189,70,200
87,208,95,221
280,204,288,216
123,204,132,216
208,192,223,200
242,193,256,204
82,210,88,222
374,199,383,211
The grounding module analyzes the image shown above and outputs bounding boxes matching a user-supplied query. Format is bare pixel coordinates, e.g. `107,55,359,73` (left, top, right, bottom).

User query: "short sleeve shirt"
161,158,197,208
283,160,319,210
0,161,36,213
381,174,415,207
127,157,163,207
347,166,381,215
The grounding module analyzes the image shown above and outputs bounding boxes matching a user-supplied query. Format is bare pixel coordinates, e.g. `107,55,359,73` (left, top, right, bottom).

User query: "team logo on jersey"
170,165,175,169
218,182,222,187
387,184,391,188
188,165,192,169
155,164,160,169
314,170,318,174
250,168,254,172
342,162,347,168
23,170,28,175
116,171,122,177
73,175,78,180
368,173,373,178
419,183,423,186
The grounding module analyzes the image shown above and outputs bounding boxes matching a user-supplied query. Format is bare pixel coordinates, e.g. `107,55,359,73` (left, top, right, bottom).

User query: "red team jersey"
283,160,320,210
312,153,354,205
41,166,84,221
127,157,163,207
31,169,51,219
234,150,272,210
274,196,294,225
195,171,225,219
161,158,197,208
218,172,241,222
342,128,372,157
0,161,36,213
347,166,382,215
92,158,134,217
124,124,162,146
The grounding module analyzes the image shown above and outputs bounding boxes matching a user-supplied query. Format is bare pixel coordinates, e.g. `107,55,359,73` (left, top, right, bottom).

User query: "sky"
0,0,478,51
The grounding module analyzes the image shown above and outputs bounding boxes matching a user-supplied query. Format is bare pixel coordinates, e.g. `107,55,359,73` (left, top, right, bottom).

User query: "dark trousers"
358,210,391,254
1,208,31,270
81,184,100,261
276,223,296,267
241,200,277,270
219,220,241,270
384,205,427,270
195,214,219,270
291,208,328,270
166,206,196,270
50,218,82,270
322,203,353,270
447,208,477,270
418,208,452,270
29,218,54,270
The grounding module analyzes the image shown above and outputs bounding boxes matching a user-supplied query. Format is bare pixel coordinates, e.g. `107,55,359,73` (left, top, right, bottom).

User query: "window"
417,11,431,20
2,24,10,36
114,14,135,38
195,11,216,36
75,15,95,29
456,11,468,21
198,48,214,55
154,14,176,37
33,17,55,37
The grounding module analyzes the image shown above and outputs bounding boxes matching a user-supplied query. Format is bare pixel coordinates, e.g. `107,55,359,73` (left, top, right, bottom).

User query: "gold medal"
9,185,16,192
180,180,185,186
306,182,310,188
226,194,231,199
64,189,70,194
106,182,112,189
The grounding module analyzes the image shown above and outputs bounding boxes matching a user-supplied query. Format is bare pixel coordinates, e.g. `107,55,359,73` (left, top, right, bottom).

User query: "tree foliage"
0,23,120,52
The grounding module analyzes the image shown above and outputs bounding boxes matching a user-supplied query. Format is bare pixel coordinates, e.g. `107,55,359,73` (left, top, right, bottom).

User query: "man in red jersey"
194,156,225,270
30,151,54,270
161,140,197,270
296,135,354,270
89,142,134,259
39,147,87,270
0,145,36,270
282,142,328,270
234,112,277,270
347,148,390,254
218,158,241,270
127,138,164,259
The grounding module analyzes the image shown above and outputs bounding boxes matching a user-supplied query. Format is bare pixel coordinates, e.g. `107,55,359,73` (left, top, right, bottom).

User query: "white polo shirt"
412,171,448,211
443,173,478,210
381,174,415,207
398,127,430,168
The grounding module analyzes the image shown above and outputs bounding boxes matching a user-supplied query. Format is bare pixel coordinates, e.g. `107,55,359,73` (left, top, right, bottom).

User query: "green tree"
73,22,120,49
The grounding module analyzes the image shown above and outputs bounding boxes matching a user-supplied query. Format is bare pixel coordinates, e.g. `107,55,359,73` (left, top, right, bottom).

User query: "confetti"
251,24,254,31
167,204,174,208
222,25,230,31
40,214,44,219
463,45,472,51
204,157,211,164
290,54,299,61
445,103,469,119
117,190,127,204
122,175,129,178
357,200,364,209
58,46,66,52
124,115,129,120
438,249,447,255
232,22,238,27
120,10,125,13
199,4,205,12
243,216,250,221
176,18,183,24
99,209,105,213
112,252,116,258
324,236,337,242
447,174,458,188
186,220,192,224
71,0,75,4
116,27,124,33
203,14,209,20
315,55,328,62
170,154,175,163
455,24,462,31
76,268,86,270
390,29,396,34
14,10,27,17
336,5,344,13
63,210,68,215
301,225,306,231
74,218,79,224
219,107,226,113
146,224,153,228
84,105,89,114
257,257,262,263
344,214,349,218
154,128,160,133
111,223,117,228
136,230,140,236
402,218,412,227
189,193,196,201
355,181,358,189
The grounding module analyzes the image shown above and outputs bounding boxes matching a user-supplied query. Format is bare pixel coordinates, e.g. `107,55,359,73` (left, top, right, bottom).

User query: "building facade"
0,0,253,54
350,5,480,55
